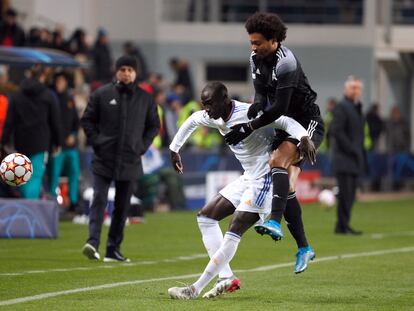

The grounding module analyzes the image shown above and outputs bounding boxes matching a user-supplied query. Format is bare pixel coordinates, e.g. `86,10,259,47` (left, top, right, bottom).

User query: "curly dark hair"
245,12,287,42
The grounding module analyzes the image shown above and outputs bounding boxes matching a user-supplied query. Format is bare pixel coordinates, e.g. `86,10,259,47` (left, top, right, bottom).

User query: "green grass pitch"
0,199,413,310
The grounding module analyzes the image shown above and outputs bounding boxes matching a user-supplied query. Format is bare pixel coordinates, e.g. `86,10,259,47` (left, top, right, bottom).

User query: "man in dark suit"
330,76,366,235
81,56,160,261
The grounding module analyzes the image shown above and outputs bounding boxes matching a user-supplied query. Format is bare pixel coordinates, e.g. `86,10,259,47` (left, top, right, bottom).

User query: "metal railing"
162,0,364,24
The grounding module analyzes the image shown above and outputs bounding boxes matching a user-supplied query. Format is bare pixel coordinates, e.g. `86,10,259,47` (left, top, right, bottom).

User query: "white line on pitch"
0,253,208,277
370,231,414,239
0,246,413,307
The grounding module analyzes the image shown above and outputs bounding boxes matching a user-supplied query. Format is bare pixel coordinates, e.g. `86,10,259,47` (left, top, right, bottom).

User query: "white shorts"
219,173,272,223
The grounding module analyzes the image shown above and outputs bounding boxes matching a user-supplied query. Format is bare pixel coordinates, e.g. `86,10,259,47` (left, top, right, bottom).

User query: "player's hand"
170,150,183,174
297,136,316,165
224,123,253,145
247,102,264,119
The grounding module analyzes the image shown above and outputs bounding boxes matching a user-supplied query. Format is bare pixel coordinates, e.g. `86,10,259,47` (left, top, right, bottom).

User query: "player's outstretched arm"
170,150,183,174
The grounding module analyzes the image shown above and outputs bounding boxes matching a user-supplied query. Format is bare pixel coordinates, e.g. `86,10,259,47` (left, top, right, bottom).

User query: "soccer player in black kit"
225,12,324,272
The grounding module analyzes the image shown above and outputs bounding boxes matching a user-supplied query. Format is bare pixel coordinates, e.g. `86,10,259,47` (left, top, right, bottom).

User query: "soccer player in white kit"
168,82,315,299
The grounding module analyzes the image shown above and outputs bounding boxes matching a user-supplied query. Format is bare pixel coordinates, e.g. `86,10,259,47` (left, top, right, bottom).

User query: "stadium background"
6,0,413,207
0,1,413,309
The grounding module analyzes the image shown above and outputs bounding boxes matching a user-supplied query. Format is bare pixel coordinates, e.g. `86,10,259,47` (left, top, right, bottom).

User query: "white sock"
197,216,233,279
192,232,241,294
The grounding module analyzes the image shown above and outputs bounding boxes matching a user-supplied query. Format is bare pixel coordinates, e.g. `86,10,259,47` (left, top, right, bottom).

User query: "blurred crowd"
0,7,412,214
0,7,223,214
319,96,411,191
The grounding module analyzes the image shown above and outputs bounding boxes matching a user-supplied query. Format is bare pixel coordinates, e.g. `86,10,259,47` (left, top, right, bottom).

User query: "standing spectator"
27,27,42,47
123,41,148,81
0,8,25,47
48,72,81,213
67,28,89,57
386,106,411,190
366,102,384,151
1,65,62,198
319,97,337,154
92,28,113,84
169,58,194,104
81,56,159,262
386,106,410,154
51,28,67,51
330,76,366,235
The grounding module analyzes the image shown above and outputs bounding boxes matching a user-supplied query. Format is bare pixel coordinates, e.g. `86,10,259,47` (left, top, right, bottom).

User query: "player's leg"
168,211,258,299
256,117,324,241
197,194,236,279
254,141,298,241
284,165,315,273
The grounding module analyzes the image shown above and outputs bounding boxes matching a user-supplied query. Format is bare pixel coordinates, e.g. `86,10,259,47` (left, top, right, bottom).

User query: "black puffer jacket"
81,82,160,181
2,78,62,156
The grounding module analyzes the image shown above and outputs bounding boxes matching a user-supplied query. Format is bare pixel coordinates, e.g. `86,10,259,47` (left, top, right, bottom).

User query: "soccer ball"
318,189,336,208
0,153,33,187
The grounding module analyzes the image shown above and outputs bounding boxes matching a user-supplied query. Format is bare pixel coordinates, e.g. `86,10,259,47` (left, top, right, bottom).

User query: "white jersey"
169,100,308,180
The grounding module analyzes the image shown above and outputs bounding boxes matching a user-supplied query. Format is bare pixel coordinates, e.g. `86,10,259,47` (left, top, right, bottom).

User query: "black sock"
270,167,289,223
284,192,309,248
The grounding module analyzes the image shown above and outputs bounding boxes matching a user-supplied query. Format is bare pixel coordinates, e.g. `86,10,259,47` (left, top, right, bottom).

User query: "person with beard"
80,56,160,262
48,72,80,213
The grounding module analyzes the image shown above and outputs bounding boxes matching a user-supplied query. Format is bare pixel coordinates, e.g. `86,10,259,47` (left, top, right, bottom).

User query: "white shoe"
202,277,241,299
168,285,197,300
82,243,100,260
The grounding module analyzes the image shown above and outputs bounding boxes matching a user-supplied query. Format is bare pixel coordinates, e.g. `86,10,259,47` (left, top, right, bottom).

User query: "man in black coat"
81,56,160,262
330,76,366,235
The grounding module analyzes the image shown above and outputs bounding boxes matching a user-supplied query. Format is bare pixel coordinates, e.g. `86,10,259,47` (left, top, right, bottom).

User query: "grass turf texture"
0,199,413,310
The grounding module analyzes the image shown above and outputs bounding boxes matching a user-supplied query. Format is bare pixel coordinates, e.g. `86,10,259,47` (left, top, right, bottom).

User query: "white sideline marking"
370,231,414,239
0,253,208,277
0,246,413,306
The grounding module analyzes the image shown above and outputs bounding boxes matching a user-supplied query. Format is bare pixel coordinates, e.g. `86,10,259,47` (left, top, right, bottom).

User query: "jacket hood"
20,78,46,95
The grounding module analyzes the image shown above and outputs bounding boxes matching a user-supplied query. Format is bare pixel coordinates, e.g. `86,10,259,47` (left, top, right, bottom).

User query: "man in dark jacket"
81,55,160,262
1,65,62,198
330,76,366,235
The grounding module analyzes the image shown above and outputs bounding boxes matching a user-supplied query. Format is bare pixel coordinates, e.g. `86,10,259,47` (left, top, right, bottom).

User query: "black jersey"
250,45,320,120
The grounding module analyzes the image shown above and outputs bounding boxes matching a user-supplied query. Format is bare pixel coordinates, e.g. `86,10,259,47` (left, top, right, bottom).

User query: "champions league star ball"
0,153,33,187
318,189,336,208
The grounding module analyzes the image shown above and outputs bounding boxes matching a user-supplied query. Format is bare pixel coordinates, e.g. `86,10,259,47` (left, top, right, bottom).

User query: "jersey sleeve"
275,53,299,90
169,110,217,152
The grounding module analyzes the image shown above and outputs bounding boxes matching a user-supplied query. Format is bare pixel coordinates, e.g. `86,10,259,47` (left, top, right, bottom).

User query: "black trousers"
87,173,133,251
335,173,358,232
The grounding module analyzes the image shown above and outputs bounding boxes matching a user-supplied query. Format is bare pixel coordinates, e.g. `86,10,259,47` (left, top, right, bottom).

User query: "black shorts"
270,116,325,166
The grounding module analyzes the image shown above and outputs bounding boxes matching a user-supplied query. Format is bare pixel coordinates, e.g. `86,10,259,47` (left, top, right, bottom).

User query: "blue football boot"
254,219,283,241
294,246,316,274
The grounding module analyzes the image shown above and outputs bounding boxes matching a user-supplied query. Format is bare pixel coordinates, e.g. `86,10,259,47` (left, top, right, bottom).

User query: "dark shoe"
334,227,347,234
346,227,363,235
104,248,130,262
